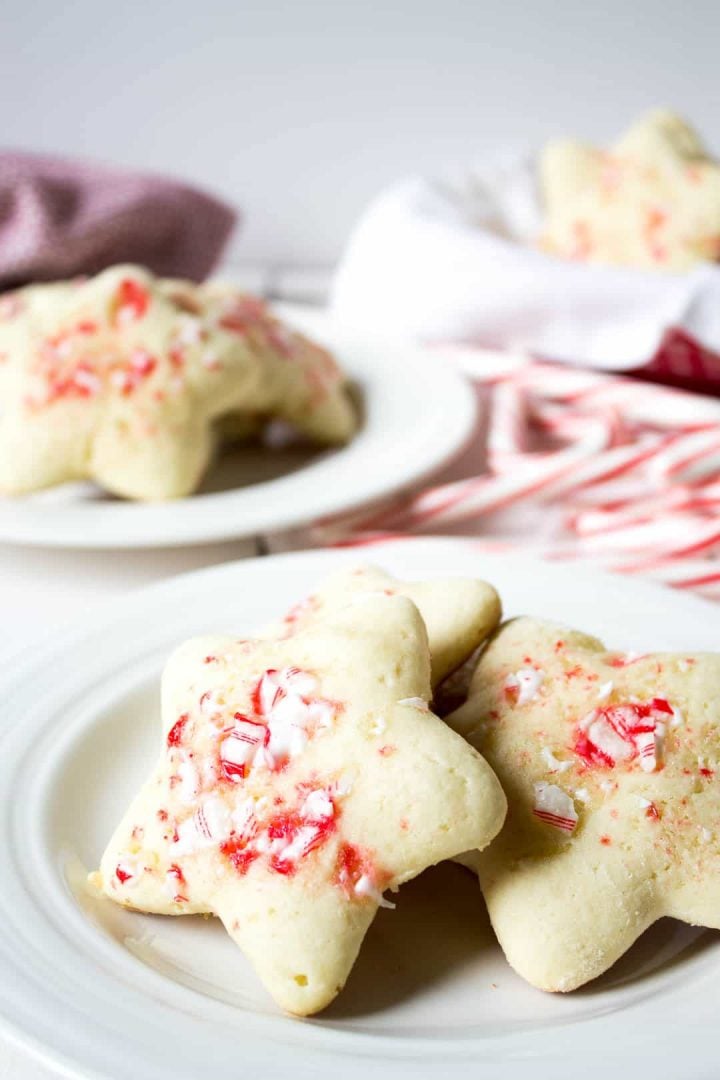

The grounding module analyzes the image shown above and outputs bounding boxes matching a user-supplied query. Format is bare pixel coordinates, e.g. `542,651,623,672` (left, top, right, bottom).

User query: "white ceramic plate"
0,307,475,549
1,538,718,1080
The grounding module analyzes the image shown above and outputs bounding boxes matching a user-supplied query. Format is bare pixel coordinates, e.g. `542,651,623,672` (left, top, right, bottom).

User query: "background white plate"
0,308,475,549
1,538,719,1080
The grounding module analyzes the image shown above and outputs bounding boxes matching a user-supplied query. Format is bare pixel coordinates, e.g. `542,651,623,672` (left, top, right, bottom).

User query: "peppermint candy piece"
504,668,545,705
532,782,578,832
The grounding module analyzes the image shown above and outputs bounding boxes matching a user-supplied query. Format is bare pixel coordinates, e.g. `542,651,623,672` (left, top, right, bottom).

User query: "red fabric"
633,328,720,398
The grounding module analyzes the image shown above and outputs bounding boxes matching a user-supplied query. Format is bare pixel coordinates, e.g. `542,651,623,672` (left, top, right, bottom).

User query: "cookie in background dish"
539,110,720,270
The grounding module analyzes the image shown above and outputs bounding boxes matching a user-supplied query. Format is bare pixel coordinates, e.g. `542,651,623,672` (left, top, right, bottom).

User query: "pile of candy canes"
309,351,720,601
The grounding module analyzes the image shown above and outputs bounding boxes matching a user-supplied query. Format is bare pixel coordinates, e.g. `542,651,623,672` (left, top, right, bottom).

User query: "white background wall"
3,0,719,265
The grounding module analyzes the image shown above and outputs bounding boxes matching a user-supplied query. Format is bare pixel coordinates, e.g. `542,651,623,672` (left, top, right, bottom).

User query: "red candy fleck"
608,653,646,668
167,863,188,899
378,745,397,757
114,350,158,395
157,809,169,822
220,836,260,876
700,767,715,778
75,319,98,335
334,842,370,895
600,835,612,846
167,713,190,748
115,864,133,884
564,665,584,680
281,594,319,632
113,278,150,325
333,841,389,899
645,802,661,821
204,655,218,664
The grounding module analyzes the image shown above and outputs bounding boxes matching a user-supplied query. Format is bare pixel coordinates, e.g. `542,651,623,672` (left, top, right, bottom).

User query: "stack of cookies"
90,565,720,1014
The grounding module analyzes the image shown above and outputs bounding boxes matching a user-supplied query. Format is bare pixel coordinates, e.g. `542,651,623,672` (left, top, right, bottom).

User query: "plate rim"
1,538,719,1080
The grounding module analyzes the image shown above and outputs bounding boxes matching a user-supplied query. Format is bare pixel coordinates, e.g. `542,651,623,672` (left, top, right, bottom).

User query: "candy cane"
306,354,720,601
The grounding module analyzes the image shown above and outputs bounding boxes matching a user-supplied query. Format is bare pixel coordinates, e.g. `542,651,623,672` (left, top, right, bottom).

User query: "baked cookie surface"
448,616,720,992
0,265,356,499
92,593,506,1015
539,110,720,270
264,564,502,687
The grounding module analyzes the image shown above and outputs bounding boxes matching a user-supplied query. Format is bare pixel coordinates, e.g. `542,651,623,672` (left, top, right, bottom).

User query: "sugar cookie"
265,564,502,687
448,616,720,991
0,265,356,499
539,110,720,269
92,593,506,1014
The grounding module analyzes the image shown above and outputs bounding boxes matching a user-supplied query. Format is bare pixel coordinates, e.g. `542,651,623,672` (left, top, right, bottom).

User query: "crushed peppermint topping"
218,667,337,782
113,278,150,326
670,706,684,728
574,787,590,804
608,651,645,668
700,827,713,844
115,856,142,886
173,752,200,804
541,747,573,774
165,864,188,902
167,713,190,748
220,786,337,877
334,841,392,906
504,667,544,706
174,795,233,854
354,873,396,909
199,690,221,716
597,681,614,701
573,698,672,772
532,782,578,832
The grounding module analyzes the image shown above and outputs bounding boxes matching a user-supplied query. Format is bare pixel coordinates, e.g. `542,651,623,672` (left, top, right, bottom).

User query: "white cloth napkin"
331,152,720,370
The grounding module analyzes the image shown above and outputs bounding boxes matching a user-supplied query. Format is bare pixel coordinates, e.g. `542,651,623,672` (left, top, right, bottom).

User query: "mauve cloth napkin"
0,151,237,289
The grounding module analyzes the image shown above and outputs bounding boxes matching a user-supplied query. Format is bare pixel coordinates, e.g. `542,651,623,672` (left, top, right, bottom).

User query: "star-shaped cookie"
539,109,720,269
92,593,506,1014
447,616,720,992
0,264,356,499
263,564,502,687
